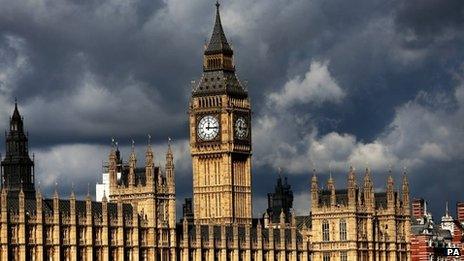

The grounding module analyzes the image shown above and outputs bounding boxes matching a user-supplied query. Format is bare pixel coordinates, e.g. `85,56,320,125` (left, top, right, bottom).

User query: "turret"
53,183,59,214
128,140,137,187
70,184,76,221
387,174,395,210
145,135,155,186
363,168,374,210
35,186,42,215
1,101,35,198
347,166,357,206
402,172,410,215
310,171,319,209
108,140,119,192
327,174,336,207
86,183,92,212
166,138,175,192
18,186,25,215
52,182,60,252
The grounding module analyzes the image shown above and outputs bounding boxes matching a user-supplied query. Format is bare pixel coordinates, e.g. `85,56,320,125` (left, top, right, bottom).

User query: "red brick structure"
411,233,434,261
412,198,426,220
411,204,464,261
457,202,464,224
452,221,464,259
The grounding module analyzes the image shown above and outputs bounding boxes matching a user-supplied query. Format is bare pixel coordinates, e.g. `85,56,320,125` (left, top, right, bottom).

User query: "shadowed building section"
1,102,35,199
265,174,294,224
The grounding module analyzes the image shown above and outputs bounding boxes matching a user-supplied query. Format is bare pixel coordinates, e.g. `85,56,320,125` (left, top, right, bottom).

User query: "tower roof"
205,1,233,55
12,100,21,121
10,100,24,132
193,2,247,98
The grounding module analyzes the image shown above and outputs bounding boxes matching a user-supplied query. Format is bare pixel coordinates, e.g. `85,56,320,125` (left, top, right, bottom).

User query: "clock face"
197,115,220,141
235,117,248,139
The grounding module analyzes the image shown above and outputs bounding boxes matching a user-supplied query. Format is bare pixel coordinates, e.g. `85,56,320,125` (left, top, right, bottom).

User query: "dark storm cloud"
395,0,464,41
0,0,463,218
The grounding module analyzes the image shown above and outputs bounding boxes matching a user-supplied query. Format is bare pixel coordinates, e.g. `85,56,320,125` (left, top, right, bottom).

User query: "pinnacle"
205,1,232,55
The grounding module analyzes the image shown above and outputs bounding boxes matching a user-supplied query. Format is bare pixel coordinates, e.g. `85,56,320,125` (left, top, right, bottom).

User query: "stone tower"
266,175,294,223
190,2,252,225
107,138,177,259
1,102,35,198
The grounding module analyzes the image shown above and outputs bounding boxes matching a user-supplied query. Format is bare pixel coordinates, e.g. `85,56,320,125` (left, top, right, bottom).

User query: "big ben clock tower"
189,2,252,225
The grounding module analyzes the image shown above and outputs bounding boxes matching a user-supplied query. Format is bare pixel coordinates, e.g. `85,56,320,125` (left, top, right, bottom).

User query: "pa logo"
445,248,461,256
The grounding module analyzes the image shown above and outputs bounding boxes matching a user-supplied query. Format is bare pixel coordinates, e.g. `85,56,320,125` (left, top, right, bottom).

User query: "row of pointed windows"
322,219,347,241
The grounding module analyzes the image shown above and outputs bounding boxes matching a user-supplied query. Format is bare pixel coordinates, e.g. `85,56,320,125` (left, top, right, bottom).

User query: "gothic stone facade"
0,2,412,261
310,168,411,261
189,2,252,225
0,103,177,260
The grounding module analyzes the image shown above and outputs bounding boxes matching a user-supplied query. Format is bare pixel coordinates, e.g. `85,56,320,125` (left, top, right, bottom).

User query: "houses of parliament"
0,2,411,261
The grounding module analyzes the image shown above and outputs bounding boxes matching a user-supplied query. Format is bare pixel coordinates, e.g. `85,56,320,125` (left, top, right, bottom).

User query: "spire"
102,189,107,203
348,166,356,186
205,1,232,56
402,169,410,209
86,182,91,200
311,169,317,183
311,169,319,208
70,182,75,199
12,98,21,121
9,98,24,133
2,101,35,197
36,181,42,199
445,201,450,217
328,174,336,207
167,137,173,159
402,169,409,188
348,166,357,206
53,180,59,198
19,179,24,197
129,139,136,186
387,175,394,189
165,137,175,191
131,138,135,154
129,138,137,164
193,1,247,97
363,167,373,188
387,175,395,208
146,134,154,165
363,168,374,209
327,174,334,190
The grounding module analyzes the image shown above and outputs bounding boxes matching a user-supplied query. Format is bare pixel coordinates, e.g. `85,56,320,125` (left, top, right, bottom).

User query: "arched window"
323,252,330,261
340,219,347,240
340,251,348,261
322,220,330,241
